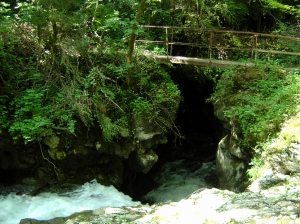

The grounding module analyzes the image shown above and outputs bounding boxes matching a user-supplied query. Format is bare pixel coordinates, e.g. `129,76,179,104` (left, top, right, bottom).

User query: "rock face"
214,100,250,192
216,137,249,192
268,143,300,174
249,110,300,192
0,116,169,195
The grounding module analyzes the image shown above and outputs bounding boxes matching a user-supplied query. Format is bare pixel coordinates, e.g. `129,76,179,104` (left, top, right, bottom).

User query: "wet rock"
132,150,158,174
133,116,165,142
247,170,289,193
0,120,166,192
48,148,67,160
44,136,60,149
216,135,249,192
214,99,231,130
20,218,67,224
214,92,250,192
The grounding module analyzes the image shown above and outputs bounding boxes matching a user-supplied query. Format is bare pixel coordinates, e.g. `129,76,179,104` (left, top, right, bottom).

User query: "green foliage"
96,114,119,142
0,95,9,133
210,62,300,181
1,0,299,147
0,2,12,20
256,0,300,16
267,22,300,66
0,0,181,145
246,145,265,180
131,97,153,118
210,62,300,149
142,0,250,29
211,0,249,27
9,88,53,141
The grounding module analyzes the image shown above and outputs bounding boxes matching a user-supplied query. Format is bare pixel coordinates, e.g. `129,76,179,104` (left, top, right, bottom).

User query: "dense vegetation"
210,63,300,146
1,0,300,179
0,0,184,143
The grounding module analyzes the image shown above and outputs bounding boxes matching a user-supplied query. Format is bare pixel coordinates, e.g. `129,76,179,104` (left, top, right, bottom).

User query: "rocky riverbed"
20,171,300,224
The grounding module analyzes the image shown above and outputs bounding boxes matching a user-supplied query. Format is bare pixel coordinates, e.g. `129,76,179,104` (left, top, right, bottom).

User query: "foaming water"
0,180,141,224
144,160,217,203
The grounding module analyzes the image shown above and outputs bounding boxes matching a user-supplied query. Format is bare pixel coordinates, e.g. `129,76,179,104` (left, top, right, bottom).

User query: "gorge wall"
0,65,227,199
0,63,261,199
20,66,300,224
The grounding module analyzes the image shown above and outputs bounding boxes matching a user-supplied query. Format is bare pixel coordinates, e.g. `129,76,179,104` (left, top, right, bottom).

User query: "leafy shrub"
9,88,53,141
0,0,181,146
210,61,300,149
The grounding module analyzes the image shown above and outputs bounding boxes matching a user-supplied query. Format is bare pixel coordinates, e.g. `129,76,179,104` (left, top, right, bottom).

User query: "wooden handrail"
136,25,300,62
138,25,300,41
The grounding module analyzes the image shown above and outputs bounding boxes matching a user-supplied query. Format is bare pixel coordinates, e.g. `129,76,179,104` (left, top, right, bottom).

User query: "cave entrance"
160,65,224,161
123,65,224,203
142,64,224,166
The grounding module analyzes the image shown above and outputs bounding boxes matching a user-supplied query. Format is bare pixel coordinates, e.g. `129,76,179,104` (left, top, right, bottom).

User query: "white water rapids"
144,160,217,203
0,180,141,224
0,160,216,223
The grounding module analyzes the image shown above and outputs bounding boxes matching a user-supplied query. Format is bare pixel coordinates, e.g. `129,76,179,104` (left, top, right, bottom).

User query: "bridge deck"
138,25,300,68
145,54,255,68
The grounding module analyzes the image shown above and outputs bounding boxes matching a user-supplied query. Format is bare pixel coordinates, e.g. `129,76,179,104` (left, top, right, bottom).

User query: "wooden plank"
259,33,300,41
139,25,300,42
137,40,300,57
144,55,255,68
137,40,208,48
255,49,300,56
136,40,166,44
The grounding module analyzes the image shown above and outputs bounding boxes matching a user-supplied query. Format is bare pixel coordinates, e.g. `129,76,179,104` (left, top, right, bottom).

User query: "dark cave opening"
166,65,223,160
122,65,224,202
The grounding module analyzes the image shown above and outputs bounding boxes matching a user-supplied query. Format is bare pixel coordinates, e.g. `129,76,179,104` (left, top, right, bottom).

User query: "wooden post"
126,0,147,85
251,34,254,59
254,34,258,61
170,27,174,56
166,27,169,55
209,31,213,59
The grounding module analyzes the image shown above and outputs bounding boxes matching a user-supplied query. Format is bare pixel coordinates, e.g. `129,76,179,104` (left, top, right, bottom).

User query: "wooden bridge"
135,25,300,68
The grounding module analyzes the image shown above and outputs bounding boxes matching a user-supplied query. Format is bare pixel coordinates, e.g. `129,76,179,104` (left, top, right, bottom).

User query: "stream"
144,160,217,203
0,180,140,224
0,160,217,223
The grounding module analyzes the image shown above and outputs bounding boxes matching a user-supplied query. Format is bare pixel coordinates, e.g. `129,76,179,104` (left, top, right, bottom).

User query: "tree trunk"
126,0,147,85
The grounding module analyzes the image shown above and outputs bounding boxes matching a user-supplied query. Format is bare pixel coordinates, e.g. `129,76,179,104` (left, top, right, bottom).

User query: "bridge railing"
136,25,300,64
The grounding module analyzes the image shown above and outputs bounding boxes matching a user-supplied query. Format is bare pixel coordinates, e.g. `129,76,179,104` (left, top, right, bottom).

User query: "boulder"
216,135,249,192
268,143,300,174
216,131,249,192
133,150,158,174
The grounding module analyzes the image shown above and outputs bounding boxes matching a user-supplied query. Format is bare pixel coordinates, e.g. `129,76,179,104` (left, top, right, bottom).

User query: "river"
0,180,140,224
0,160,217,223
144,160,217,203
